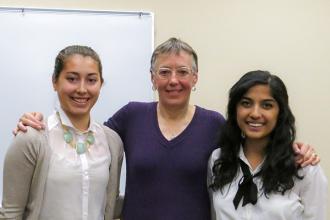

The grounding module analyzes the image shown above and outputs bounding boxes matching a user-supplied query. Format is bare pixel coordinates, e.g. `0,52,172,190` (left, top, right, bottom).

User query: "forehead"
244,84,274,100
63,54,99,72
155,51,193,68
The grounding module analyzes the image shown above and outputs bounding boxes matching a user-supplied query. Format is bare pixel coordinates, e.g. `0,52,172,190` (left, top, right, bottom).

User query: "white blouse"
39,109,111,220
208,148,328,220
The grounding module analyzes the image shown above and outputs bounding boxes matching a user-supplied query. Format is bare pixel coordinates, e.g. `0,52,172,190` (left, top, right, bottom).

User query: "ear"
192,72,198,86
52,78,58,91
151,72,157,86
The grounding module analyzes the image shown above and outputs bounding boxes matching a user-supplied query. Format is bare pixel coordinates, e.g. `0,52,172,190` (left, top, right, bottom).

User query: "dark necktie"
233,159,260,209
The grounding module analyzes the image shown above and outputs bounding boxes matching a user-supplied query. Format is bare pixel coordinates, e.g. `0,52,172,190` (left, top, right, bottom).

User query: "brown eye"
67,76,78,82
240,99,251,107
262,102,273,109
87,78,98,84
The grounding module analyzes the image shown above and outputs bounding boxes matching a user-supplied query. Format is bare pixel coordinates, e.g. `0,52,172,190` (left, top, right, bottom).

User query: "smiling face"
236,84,279,144
53,54,102,122
151,51,198,109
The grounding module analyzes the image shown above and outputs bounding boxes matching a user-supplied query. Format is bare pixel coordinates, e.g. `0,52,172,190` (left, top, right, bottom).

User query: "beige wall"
2,0,329,215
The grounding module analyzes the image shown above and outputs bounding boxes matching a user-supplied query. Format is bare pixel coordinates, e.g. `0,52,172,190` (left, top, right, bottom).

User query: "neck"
157,102,195,140
243,138,268,171
64,111,90,132
157,102,190,121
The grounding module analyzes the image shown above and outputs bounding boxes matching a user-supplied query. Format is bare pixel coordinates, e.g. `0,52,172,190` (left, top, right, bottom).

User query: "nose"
168,71,179,84
250,105,261,119
77,81,87,94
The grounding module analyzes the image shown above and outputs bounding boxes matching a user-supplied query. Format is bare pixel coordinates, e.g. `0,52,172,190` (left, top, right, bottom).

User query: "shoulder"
292,164,328,196
195,106,226,127
7,127,47,159
114,101,155,116
196,106,225,121
125,101,155,111
299,164,328,185
13,127,46,149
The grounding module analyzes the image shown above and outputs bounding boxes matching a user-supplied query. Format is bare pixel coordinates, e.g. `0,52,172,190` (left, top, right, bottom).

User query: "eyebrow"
241,96,276,102
158,66,190,69
66,72,99,76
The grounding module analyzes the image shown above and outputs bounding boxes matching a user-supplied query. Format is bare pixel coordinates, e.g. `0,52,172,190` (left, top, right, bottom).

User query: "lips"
166,88,182,92
166,87,183,95
71,97,90,105
245,121,265,133
247,122,263,127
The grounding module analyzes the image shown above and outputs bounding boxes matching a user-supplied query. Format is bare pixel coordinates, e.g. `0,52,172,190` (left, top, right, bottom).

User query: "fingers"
300,151,314,167
12,127,19,136
294,154,303,165
311,154,320,165
292,142,302,154
293,142,321,167
299,144,320,167
32,112,44,122
13,112,45,135
20,112,45,130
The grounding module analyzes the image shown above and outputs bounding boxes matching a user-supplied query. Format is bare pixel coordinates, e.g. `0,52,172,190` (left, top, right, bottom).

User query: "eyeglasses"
154,67,194,80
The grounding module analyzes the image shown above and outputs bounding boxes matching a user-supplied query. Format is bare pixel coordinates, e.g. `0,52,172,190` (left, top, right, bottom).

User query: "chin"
246,133,270,141
68,106,91,116
164,96,188,104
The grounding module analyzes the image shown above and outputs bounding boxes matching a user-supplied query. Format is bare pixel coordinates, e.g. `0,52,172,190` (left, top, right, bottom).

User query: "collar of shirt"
238,146,265,175
47,107,98,133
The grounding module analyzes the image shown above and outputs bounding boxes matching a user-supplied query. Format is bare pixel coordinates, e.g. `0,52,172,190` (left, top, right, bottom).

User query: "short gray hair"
150,37,198,73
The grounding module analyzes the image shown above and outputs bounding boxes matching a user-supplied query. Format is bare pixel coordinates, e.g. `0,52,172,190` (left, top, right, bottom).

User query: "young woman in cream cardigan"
1,45,123,220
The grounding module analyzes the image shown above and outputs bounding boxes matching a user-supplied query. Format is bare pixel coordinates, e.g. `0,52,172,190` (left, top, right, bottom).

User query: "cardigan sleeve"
102,126,124,220
0,128,42,220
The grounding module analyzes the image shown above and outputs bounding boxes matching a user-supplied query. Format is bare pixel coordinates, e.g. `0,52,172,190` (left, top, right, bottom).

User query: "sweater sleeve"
0,128,42,220
104,103,131,138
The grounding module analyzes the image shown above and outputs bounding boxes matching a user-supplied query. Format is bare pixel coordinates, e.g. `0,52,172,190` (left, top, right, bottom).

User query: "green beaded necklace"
56,112,95,154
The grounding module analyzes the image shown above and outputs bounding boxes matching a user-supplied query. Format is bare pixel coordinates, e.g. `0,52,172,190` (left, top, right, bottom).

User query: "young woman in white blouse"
0,45,123,220
208,70,327,220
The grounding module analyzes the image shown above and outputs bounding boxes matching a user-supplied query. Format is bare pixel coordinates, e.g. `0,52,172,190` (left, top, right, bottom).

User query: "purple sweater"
104,102,225,220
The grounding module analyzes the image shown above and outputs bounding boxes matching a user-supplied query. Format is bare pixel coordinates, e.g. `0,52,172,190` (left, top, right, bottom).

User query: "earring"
192,86,196,91
152,85,157,91
241,131,246,139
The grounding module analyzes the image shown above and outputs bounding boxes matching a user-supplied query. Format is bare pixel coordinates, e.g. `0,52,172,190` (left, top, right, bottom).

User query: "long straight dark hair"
210,70,301,195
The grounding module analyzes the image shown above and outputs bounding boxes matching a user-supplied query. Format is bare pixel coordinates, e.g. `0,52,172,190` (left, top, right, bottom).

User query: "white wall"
1,0,329,216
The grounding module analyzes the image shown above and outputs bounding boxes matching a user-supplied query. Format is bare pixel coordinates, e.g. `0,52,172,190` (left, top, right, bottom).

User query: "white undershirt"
208,148,328,220
40,109,111,220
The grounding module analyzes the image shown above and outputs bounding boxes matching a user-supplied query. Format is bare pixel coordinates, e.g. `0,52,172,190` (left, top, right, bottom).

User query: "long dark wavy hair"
210,70,302,195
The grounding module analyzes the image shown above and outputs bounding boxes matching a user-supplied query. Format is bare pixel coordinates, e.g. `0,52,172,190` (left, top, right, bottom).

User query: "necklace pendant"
86,132,95,145
63,131,73,143
76,142,87,154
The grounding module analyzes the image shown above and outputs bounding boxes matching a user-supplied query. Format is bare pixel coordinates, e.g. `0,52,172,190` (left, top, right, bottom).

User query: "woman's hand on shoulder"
293,142,320,167
13,112,45,135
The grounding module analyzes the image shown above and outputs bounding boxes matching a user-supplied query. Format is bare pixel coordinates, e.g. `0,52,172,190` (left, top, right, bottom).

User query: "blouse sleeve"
0,129,41,219
207,148,221,220
299,164,328,220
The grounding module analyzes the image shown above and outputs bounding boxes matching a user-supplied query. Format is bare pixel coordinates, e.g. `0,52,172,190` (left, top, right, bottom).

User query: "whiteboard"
0,7,154,200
